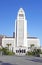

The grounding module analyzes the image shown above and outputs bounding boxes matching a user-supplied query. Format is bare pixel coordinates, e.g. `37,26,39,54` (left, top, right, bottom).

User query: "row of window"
16,49,26,53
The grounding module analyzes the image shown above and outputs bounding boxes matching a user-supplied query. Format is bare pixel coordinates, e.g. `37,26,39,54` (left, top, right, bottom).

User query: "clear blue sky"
0,0,42,46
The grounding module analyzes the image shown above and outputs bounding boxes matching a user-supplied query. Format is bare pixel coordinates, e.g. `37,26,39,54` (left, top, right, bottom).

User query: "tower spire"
17,8,25,19
15,8,27,47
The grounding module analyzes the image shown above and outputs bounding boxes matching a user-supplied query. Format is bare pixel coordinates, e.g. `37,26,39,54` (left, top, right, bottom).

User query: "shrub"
26,51,33,56
26,49,41,56
2,47,15,55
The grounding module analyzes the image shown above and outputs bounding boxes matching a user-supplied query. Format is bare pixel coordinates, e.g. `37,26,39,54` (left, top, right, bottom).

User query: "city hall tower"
15,8,27,47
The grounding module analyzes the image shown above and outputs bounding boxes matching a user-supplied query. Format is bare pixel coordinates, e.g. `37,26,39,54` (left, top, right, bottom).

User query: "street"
0,55,42,65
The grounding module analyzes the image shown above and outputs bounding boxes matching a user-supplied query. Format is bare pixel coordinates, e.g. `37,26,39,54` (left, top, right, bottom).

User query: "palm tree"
30,44,34,52
6,43,11,50
31,44,34,47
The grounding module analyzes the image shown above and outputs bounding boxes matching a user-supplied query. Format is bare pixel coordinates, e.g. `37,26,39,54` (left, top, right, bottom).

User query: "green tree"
6,43,11,50
1,47,15,55
30,44,34,52
33,48,41,56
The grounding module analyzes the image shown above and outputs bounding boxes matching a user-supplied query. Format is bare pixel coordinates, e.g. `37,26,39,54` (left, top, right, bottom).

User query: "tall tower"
15,8,27,47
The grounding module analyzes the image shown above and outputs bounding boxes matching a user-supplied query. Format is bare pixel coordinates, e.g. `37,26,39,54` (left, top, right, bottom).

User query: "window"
24,50,26,53
20,50,21,53
22,49,23,53
16,50,18,53
19,14,24,17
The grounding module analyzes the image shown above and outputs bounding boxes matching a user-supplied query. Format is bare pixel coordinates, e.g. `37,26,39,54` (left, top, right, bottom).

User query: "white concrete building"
15,8,27,47
27,37,40,47
2,8,40,55
2,37,15,51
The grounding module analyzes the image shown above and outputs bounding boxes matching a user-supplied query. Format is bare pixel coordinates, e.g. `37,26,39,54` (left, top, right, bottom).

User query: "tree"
1,47,15,55
33,48,41,56
30,44,34,52
6,43,11,50
31,44,34,47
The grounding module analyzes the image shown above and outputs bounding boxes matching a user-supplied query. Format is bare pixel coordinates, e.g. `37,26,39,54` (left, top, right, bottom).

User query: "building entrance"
16,49,26,55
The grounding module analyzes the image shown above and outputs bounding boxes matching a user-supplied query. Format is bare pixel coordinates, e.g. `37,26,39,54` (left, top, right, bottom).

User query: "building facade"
15,8,27,47
2,8,40,55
